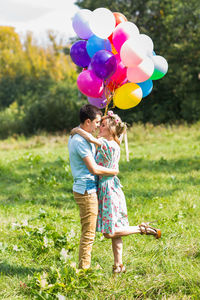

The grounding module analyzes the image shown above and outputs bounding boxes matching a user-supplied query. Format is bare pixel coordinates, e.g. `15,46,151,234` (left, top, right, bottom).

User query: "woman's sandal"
113,264,126,274
139,222,161,239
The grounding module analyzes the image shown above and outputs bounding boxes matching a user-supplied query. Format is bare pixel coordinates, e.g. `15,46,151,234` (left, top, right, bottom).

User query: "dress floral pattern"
96,139,129,234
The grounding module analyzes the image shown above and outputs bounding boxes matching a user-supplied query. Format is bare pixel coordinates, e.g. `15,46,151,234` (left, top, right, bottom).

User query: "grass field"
0,123,200,299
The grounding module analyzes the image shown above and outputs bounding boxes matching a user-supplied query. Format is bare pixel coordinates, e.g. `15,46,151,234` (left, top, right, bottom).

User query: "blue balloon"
86,35,111,58
137,80,153,98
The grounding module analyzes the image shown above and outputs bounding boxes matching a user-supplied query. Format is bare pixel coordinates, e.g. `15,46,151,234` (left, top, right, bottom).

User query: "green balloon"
150,69,165,80
150,55,168,80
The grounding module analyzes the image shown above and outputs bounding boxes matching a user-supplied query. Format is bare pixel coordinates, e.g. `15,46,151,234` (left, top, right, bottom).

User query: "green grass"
0,123,200,299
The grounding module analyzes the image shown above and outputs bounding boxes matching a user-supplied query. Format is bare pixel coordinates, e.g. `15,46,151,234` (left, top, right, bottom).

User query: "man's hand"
83,156,118,176
71,127,102,146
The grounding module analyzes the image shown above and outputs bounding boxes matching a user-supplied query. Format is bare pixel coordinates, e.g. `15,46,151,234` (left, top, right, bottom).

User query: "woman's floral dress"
96,139,129,234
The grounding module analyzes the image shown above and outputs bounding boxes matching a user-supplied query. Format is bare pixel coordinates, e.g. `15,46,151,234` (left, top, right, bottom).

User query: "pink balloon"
77,70,104,98
112,21,139,53
127,57,154,83
106,54,127,89
120,38,146,67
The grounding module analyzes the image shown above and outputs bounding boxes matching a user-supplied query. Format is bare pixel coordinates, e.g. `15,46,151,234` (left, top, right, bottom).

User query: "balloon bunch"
70,8,168,111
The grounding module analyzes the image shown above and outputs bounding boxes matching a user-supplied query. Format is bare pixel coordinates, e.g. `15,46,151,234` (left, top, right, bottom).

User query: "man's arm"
83,156,118,176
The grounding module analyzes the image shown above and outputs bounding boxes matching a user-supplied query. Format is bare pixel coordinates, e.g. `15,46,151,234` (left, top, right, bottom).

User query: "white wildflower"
22,219,28,227
13,245,20,252
70,229,76,238
60,248,68,262
57,295,66,300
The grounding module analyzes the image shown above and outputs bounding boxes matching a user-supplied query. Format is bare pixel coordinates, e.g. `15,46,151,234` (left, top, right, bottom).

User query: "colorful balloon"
120,38,146,67
150,55,168,80
77,70,104,98
106,54,127,90
70,40,91,68
91,50,117,80
87,94,107,109
108,12,127,43
111,43,118,55
113,82,142,109
137,79,153,98
113,12,127,26
127,57,154,83
89,8,116,39
139,34,154,56
112,21,140,53
72,9,93,39
86,35,111,58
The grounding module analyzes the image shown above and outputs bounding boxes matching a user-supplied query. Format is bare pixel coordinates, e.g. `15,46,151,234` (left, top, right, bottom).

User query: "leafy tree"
0,27,79,136
75,0,200,123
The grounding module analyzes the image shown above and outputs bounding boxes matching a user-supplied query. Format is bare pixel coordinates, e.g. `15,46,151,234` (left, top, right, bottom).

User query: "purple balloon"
87,93,107,109
70,40,91,68
77,70,104,98
91,50,117,80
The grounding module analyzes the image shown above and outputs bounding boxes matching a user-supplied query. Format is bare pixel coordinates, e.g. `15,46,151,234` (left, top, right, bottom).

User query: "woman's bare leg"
104,225,157,239
104,226,140,239
112,237,123,266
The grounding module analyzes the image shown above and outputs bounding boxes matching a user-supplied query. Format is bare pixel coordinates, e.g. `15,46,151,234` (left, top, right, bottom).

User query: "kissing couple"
68,104,161,273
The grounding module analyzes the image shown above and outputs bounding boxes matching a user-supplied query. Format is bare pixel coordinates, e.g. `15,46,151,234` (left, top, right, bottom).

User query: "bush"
24,80,82,134
0,79,84,139
0,102,25,139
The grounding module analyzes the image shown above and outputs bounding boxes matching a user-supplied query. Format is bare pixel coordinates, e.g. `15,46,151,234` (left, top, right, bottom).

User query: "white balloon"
120,38,146,67
72,9,93,39
139,34,154,56
89,8,116,39
127,57,154,83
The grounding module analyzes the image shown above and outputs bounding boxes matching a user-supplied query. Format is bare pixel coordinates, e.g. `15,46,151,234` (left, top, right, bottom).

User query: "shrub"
0,102,25,139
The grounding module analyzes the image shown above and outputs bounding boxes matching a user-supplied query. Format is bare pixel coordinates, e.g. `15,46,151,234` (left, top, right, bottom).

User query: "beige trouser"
73,191,98,269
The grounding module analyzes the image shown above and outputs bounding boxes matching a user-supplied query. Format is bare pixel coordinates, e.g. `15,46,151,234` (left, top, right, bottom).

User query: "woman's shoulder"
103,139,120,151
110,140,120,149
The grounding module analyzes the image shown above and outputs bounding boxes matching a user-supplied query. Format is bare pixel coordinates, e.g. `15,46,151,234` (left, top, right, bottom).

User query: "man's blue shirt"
68,134,98,194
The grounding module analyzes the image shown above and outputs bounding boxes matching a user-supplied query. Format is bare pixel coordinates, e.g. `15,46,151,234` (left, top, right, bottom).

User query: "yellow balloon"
113,82,143,109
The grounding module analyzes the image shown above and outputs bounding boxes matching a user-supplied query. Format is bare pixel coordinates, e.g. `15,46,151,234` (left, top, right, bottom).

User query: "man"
68,104,118,269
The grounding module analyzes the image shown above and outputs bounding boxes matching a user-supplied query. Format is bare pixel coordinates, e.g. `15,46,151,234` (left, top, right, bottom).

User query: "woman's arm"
70,127,102,146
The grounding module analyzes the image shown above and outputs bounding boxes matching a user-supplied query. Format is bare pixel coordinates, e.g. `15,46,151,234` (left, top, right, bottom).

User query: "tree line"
0,0,200,138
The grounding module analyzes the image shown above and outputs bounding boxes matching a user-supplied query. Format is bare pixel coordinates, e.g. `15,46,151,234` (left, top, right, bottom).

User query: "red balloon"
106,54,127,91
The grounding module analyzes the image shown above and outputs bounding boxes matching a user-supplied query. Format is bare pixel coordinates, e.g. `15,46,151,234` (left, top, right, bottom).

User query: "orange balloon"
111,43,118,55
113,12,127,26
108,12,127,43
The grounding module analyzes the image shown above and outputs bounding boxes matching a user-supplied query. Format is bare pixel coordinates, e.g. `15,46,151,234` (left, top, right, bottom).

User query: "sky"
0,0,80,44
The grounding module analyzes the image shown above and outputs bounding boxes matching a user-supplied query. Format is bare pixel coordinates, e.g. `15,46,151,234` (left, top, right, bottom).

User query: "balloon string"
104,84,113,115
104,82,115,116
104,95,112,115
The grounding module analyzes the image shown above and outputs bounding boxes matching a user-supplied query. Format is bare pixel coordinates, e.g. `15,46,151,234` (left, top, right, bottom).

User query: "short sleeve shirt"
68,134,98,194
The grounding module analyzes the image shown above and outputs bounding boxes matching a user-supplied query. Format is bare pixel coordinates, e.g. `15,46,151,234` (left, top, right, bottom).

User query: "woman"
71,111,161,273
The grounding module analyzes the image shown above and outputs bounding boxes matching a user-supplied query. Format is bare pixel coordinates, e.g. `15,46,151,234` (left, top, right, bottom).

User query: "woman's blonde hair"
102,111,127,145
